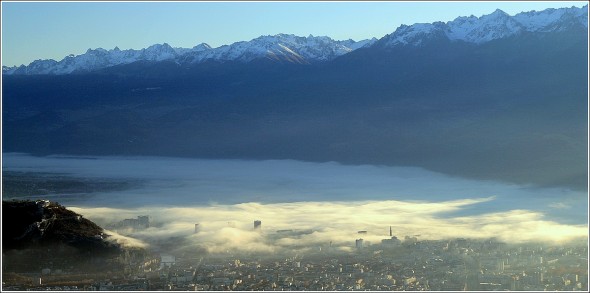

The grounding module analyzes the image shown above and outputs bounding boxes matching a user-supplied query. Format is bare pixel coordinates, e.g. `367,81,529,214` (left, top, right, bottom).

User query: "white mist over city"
3,153,587,253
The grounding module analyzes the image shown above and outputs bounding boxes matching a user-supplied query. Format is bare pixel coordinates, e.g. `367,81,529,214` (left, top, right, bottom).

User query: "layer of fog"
3,153,587,252
74,198,587,255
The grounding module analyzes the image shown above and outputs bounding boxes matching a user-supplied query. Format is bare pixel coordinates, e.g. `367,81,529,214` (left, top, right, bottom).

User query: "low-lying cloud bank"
71,198,588,254
3,153,587,252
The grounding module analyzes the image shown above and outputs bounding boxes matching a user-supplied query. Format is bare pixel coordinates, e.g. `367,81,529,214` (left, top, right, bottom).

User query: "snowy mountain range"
381,5,587,46
3,5,587,75
2,35,377,75
178,34,377,64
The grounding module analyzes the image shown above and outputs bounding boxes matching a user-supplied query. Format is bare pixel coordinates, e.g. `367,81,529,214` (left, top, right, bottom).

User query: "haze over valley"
3,153,588,249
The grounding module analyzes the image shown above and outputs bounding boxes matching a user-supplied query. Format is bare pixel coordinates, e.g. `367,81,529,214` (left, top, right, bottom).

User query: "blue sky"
1,1,587,67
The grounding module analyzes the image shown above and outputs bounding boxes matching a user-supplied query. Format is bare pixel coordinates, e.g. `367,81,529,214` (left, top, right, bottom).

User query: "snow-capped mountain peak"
489,8,510,18
141,43,177,61
193,43,212,51
384,22,448,46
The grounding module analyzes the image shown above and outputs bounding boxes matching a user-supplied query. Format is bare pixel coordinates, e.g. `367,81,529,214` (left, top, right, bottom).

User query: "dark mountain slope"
2,29,587,190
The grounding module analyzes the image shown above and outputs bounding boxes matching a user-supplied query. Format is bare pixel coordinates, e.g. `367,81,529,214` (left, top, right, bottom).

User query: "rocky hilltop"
2,200,124,272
